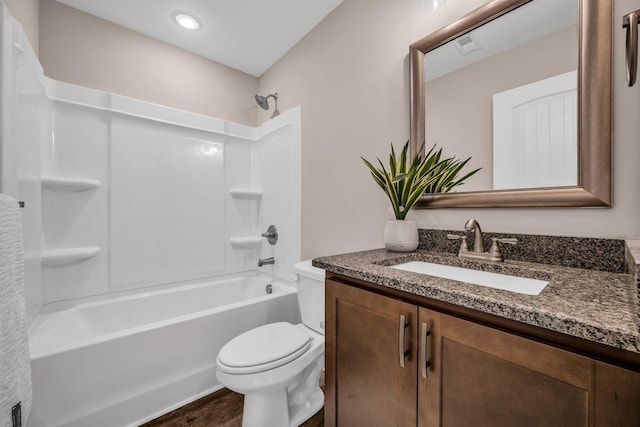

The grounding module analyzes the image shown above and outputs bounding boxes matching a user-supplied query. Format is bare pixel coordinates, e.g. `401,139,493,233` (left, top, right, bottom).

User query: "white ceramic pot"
384,219,419,252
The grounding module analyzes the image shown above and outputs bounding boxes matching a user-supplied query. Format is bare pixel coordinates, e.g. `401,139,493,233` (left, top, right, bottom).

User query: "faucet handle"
447,234,469,252
489,237,518,257
261,225,278,245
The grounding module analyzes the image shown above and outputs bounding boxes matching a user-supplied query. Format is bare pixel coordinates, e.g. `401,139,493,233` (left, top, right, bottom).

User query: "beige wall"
426,26,578,191
4,0,39,54
259,0,640,259
38,0,259,126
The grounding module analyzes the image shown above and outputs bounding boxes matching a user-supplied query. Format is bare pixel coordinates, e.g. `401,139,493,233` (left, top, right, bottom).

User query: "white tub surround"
0,6,46,322
28,81,301,305
0,6,303,427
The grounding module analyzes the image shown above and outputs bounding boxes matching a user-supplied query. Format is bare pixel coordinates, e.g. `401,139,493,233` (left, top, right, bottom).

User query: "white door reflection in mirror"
493,71,577,190
423,0,578,192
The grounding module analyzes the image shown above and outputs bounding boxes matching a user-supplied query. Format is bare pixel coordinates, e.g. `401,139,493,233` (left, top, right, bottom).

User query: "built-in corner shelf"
41,246,101,267
42,176,101,192
229,189,263,200
229,237,262,248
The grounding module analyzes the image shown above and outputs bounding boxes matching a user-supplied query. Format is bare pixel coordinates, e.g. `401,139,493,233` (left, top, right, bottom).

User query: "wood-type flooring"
142,387,324,427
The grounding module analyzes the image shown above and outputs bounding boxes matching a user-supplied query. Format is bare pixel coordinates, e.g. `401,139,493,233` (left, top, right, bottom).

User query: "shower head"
255,93,278,110
255,93,280,118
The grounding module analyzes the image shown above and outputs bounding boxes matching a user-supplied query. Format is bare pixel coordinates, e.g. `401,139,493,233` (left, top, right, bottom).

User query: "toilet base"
239,353,324,427
242,391,290,427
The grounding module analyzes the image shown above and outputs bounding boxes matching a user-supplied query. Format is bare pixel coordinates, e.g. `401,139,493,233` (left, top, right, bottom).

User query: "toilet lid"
217,322,311,374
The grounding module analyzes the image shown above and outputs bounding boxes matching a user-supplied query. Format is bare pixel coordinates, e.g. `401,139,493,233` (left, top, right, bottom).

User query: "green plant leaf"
377,159,401,219
392,173,409,183
361,141,481,218
389,143,397,178
361,157,387,192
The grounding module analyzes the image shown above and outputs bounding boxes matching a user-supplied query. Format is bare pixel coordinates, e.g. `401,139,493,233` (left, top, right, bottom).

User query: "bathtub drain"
265,284,273,294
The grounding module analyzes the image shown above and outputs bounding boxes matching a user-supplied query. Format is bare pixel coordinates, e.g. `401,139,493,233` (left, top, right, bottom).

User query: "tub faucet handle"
261,225,278,245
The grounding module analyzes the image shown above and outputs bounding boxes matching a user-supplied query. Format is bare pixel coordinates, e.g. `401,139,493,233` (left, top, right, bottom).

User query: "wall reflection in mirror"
424,0,578,192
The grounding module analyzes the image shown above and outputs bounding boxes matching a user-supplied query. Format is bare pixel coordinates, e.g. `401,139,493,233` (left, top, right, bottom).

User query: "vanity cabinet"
325,277,640,427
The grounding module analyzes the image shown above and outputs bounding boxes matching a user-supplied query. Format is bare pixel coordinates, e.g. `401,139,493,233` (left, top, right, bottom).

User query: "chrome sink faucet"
448,218,517,262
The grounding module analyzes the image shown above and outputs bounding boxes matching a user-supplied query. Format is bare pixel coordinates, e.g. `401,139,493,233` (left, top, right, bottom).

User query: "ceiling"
56,0,344,77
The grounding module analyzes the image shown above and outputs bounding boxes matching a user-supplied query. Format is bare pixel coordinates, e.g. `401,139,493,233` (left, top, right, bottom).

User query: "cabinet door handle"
624,10,640,86
421,322,432,378
398,314,409,368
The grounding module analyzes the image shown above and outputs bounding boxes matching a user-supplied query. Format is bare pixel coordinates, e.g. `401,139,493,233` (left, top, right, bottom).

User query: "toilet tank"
293,260,325,335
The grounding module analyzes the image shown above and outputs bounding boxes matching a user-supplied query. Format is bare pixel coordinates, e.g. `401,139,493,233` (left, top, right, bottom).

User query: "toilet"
216,260,326,427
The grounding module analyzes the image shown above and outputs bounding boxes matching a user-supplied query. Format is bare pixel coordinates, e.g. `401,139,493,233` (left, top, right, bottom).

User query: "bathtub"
26,273,301,427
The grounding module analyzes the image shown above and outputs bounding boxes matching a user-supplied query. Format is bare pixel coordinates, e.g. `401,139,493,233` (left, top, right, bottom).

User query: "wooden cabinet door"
595,361,640,426
419,308,594,427
325,279,418,427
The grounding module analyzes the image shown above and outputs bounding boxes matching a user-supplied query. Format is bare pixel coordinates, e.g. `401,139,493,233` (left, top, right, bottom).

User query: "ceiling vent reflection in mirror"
454,34,482,56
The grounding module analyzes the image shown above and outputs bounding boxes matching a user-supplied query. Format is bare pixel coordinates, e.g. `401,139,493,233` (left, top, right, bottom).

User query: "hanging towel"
0,194,31,427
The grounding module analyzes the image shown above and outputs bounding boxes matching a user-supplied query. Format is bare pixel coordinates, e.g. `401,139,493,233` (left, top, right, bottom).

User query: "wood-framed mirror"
409,0,612,208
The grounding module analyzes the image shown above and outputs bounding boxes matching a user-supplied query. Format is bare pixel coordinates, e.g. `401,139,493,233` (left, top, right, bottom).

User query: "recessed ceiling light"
173,12,201,31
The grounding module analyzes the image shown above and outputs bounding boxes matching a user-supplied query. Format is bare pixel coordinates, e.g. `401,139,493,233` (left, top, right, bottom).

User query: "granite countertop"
313,248,640,354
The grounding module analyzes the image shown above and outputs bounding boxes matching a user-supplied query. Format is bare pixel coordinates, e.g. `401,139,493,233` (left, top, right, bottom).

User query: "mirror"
409,0,612,208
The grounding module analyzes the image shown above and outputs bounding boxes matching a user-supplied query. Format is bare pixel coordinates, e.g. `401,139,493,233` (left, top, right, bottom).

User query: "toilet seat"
217,322,311,374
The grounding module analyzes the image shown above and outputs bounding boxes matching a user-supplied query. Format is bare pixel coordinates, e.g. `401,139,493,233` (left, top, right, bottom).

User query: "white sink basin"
391,261,549,295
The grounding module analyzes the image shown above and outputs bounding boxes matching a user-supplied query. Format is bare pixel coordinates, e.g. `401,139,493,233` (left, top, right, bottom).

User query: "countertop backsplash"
624,239,640,293
419,229,627,274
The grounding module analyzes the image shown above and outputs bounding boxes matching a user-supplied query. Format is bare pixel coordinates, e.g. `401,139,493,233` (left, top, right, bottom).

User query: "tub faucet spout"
258,257,275,267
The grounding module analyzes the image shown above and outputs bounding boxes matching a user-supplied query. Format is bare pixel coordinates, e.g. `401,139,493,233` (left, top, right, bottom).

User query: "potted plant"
362,141,480,252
